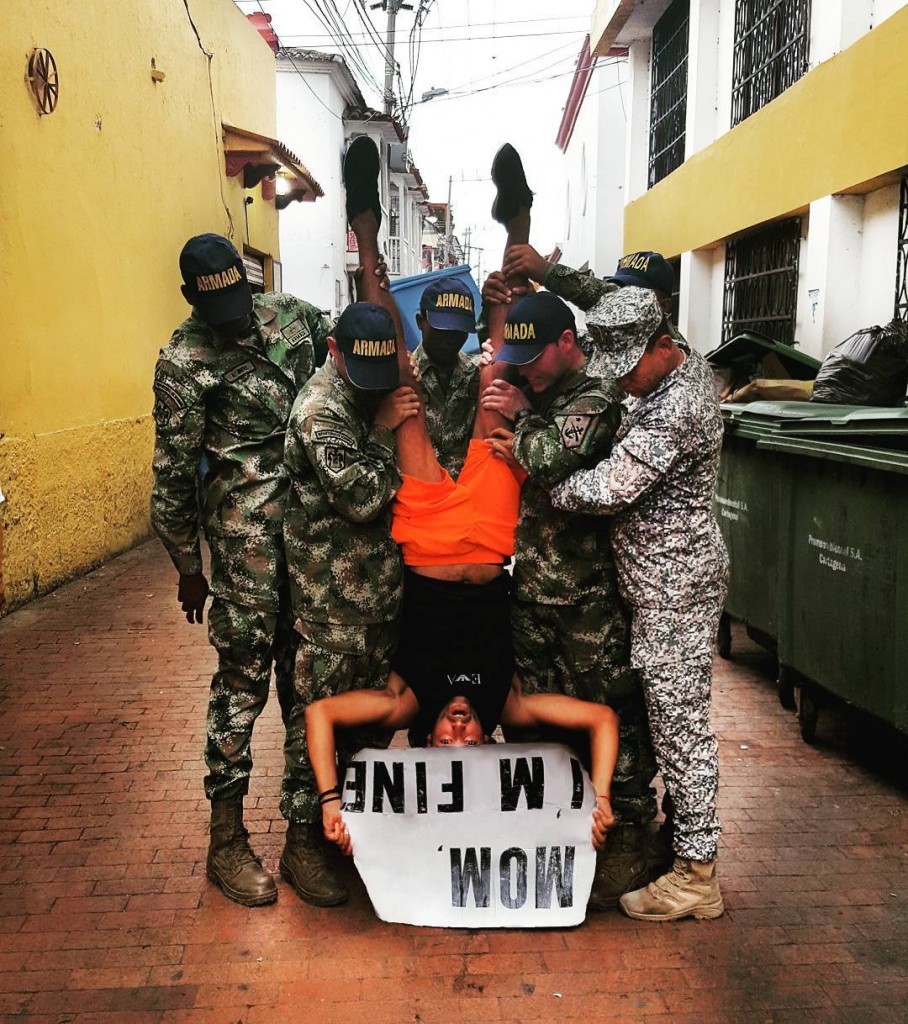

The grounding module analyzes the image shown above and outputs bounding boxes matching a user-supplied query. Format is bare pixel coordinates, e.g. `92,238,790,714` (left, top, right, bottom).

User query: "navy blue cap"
179,234,253,325
607,251,675,297
496,291,576,366
420,278,477,333
333,302,400,390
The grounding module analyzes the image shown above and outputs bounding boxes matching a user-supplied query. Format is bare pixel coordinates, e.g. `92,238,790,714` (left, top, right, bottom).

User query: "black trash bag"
811,318,908,406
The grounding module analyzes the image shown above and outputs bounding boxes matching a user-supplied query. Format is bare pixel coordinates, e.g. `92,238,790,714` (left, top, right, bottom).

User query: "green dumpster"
716,401,908,741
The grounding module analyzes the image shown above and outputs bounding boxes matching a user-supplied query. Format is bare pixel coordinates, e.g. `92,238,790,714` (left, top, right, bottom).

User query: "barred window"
896,176,908,321
648,0,690,188
722,218,801,344
731,0,811,127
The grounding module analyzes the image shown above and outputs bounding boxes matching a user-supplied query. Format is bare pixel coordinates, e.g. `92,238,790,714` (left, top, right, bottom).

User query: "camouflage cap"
587,286,664,379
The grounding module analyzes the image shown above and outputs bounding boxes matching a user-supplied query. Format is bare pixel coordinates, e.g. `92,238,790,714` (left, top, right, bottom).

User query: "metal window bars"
731,0,811,127
648,0,690,188
722,217,802,344
896,176,908,321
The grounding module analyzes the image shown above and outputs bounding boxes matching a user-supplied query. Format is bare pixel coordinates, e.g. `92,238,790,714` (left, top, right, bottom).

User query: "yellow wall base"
0,418,155,611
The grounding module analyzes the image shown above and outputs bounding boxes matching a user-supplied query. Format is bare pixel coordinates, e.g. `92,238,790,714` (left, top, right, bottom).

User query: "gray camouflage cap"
586,285,664,379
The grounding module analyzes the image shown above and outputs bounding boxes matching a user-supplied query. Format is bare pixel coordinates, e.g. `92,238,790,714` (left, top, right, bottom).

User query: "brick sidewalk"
1,541,906,1023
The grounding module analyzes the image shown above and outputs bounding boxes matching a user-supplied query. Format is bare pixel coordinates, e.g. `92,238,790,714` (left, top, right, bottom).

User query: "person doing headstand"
305,139,619,859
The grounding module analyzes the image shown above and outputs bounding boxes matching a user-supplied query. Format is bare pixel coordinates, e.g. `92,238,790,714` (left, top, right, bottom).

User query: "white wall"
276,64,348,316
560,58,628,277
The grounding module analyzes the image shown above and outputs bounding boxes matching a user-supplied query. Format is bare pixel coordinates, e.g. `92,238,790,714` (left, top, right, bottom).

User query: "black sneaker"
343,135,382,229
490,143,534,225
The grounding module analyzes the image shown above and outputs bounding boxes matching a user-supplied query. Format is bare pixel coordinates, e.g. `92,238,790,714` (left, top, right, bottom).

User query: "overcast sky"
235,0,608,282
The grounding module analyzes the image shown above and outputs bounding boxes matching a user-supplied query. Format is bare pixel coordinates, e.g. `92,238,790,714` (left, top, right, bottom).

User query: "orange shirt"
391,440,526,565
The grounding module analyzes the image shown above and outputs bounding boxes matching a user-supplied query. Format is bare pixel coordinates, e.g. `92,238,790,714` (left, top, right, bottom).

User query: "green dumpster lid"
721,400,908,437
757,435,908,474
706,332,822,380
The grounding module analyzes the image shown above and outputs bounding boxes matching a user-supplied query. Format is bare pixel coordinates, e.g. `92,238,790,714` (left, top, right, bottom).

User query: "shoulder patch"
321,446,348,475
312,422,358,449
281,318,310,348
224,361,256,384
557,414,595,450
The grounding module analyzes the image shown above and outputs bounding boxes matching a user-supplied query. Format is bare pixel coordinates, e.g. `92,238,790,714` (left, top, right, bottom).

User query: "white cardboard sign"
341,743,596,928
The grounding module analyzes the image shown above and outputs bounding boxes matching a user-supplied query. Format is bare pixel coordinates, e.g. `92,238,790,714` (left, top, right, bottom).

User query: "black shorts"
391,569,514,740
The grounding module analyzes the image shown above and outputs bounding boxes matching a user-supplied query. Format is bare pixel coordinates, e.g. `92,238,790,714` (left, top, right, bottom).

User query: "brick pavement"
1,540,906,1024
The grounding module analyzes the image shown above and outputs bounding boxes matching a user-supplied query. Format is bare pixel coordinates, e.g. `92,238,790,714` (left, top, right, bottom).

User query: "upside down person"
304,138,619,860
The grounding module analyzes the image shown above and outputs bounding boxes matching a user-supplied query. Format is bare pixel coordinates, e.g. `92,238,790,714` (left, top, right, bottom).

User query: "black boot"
490,143,534,225
280,822,348,907
343,136,382,228
207,797,277,907
588,824,669,911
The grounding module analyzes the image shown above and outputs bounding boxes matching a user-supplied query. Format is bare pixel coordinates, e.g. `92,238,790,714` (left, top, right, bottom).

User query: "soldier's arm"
549,415,682,514
150,359,206,575
306,303,333,370
296,411,402,523
512,395,623,490
542,264,619,312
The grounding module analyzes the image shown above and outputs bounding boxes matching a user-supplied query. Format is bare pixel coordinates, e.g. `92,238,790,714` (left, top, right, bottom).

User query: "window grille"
389,187,400,238
731,0,811,127
722,218,801,344
648,0,689,188
896,176,908,321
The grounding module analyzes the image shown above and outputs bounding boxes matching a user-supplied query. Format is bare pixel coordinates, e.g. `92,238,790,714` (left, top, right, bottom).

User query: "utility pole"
372,0,414,115
445,174,452,267
464,227,471,268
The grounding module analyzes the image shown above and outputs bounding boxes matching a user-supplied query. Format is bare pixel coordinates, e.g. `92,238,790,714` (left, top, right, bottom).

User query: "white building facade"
588,0,908,357
276,50,429,318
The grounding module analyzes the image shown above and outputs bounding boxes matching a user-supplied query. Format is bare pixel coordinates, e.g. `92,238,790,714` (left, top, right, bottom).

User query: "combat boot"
619,857,724,922
206,797,277,907
588,824,668,911
280,822,348,907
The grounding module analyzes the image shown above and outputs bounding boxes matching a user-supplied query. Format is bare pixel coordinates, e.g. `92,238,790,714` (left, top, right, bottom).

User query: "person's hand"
177,572,209,624
374,386,420,431
481,271,519,307
352,257,391,293
322,804,352,856
502,243,549,283
408,351,422,383
591,794,616,851
485,427,518,468
478,339,495,368
481,379,531,420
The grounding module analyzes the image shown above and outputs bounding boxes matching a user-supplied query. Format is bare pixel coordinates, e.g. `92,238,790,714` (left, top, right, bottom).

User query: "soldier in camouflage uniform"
411,277,480,479
550,286,729,923
280,299,419,906
151,233,330,907
481,289,661,907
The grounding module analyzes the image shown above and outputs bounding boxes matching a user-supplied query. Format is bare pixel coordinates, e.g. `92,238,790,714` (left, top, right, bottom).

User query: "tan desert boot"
619,856,724,921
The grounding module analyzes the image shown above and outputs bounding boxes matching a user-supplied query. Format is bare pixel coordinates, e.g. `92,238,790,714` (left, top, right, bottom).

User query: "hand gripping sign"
342,743,596,928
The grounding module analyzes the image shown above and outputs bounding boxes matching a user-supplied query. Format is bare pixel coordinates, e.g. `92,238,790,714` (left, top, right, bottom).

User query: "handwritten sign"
341,743,596,928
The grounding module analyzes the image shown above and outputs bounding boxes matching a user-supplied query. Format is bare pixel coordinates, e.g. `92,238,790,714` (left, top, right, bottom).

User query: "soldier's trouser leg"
512,599,657,826
632,603,723,863
280,619,396,824
204,598,277,801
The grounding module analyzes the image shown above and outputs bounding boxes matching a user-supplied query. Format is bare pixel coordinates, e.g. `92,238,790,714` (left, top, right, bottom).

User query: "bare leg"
345,143,441,484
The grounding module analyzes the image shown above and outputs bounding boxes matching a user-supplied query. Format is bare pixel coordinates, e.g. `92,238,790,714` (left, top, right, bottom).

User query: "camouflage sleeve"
549,412,683,513
296,412,401,523
307,305,332,369
150,358,206,575
542,264,619,312
513,398,622,490
549,445,665,514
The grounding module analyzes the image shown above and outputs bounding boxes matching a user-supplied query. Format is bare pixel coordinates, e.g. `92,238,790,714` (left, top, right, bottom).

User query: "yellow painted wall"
624,6,908,258
0,0,281,611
